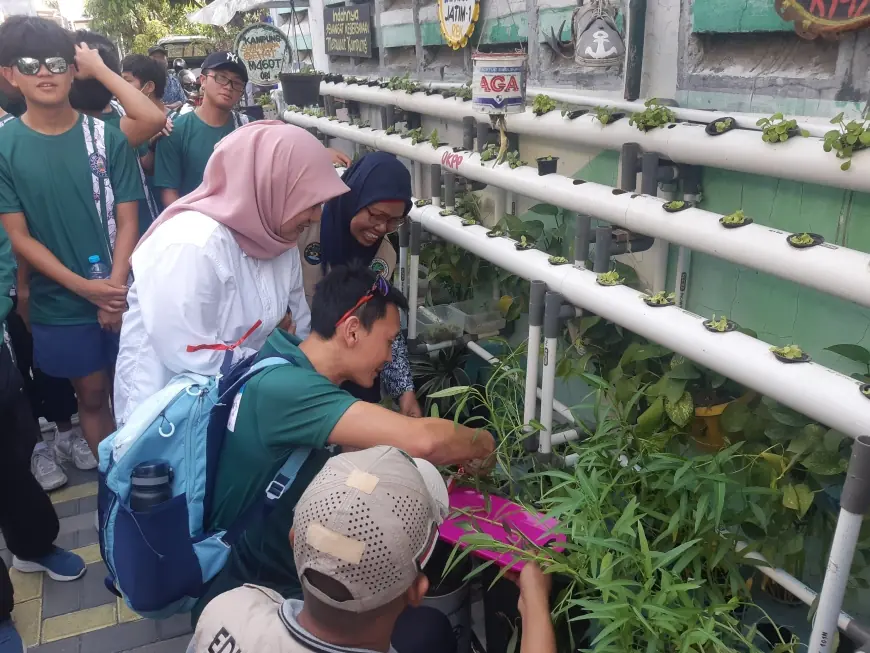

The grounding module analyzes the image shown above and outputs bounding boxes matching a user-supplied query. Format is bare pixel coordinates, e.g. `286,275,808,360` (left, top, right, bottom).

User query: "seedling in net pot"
415,199,432,208
770,344,809,363
480,143,499,164
532,94,557,116
644,291,675,307
456,83,472,101
629,99,676,131
486,227,505,238
714,118,733,133
593,106,620,125
385,126,396,135
548,255,569,266
407,127,424,144
824,113,870,171
788,232,822,248
515,235,535,251
720,209,752,228
757,113,808,144
505,151,526,169
596,270,624,286
663,200,690,213
460,217,478,226
429,129,440,149
703,315,735,333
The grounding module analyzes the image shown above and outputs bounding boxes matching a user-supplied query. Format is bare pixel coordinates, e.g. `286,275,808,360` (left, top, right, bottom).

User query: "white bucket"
472,52,527,114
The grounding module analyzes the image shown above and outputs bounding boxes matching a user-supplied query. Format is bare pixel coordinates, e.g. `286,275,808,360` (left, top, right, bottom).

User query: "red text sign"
441,151,464,169
478,75,519,93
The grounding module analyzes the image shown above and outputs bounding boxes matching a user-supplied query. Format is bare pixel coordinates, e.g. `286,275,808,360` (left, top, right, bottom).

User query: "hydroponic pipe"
408,204,870,440
429,165,441,207
594,227,612,273
311,87,864,192
539,292,563,456
408,222,421,339
809,435,870,653
575,215,591,268
398,221,410,297
444,172,456,211
283,111,870,309
524,281,547,450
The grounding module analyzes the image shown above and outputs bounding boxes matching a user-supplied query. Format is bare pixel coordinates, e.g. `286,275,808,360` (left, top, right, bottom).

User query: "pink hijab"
138,121,349,259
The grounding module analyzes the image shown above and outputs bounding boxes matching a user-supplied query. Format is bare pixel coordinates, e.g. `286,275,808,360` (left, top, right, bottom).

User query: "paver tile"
31,636,81,653
11,597,41,647
73,543,103,565
156,613,193,640
50,482,98,506
125,635,191,653
42,572,84,619
118,598,143,624
78,618,159,653
81,561,114,610
10,567,42,602
42,603,116,643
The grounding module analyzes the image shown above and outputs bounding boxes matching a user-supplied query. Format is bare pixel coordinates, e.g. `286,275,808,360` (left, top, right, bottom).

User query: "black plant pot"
720,217,753,229
703,319,737,333
705,117,736,136
486,230,505,238
663,201,692,213
860,383,870,399
772,351,811,364
514,240,535,251
644,296,675,307
787,232,825,249
596,278,624,287
279,73,323,108
536,157,558,176
441,90,456,98
565,109,588,120
599,112,626,125
366,80,380,87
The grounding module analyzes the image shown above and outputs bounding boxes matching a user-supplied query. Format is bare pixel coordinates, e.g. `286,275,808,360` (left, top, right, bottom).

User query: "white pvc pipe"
494,188,506,225
674,246,691,308
809,510,865,653
398,247,408,297
408,254,419,339
551,428,582,446
282,112,870,309
409,205,870,440
539,336,558,455
412,161,423,198
523,325,541,431
310,87,868,193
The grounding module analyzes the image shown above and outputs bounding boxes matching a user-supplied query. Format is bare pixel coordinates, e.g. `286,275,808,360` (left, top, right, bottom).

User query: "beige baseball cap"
293,445,449,613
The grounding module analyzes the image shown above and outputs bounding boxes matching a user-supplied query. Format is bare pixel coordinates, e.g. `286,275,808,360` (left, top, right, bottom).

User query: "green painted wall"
692,0,792,32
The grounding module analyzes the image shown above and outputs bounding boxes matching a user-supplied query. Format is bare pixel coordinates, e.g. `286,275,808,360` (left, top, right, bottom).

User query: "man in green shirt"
0,16,143,461
194,265,495,623
153,51,250,205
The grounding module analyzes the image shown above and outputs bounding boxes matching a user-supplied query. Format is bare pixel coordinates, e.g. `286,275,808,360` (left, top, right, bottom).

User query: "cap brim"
413,458,449,522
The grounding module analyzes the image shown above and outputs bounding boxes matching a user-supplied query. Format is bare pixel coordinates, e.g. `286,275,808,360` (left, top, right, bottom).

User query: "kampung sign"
438,0,479,49
234,23,292,85
775,0,870,38
324,4,373,58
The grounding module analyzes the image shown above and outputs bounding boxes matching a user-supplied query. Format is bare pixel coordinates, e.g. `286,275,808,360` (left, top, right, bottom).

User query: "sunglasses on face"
15,57,69,76
335,275,391,327
206,72,245,93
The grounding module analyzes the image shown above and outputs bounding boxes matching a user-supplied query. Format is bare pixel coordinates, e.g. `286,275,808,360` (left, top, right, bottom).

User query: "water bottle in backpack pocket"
97,354,311,619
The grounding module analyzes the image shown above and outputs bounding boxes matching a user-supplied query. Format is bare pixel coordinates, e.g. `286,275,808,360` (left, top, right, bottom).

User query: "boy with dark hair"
0,16,144,460
192,265,495,622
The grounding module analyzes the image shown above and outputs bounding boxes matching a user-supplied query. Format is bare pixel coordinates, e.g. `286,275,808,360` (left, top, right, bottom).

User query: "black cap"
148,45,167,56
201,51,248,84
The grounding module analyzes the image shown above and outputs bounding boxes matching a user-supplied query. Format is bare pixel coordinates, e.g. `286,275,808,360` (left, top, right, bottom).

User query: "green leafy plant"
429,129,440,149
479,143,498,163
539,155,554,161
460,217,477,226
385,126,396,135
532,94,557,116
548,255,569,265
287,104,301,112
414,198,432,208
597,270,624,286
486,227,505,237
646,291,675,305
629,99,677,131
456,83,472,101
664,200,685,210
327,115,339,121
303,107,324,118
714,118,733,133
824,113,870,171
593,105,618,125
722,210,747,225
825,343,870,383
505,150,526,169
255,94,272,107
770,344,805,360
788,232,814,246
705,315,731,332
454,190,482,222
407,127,424,144
756,113,808,144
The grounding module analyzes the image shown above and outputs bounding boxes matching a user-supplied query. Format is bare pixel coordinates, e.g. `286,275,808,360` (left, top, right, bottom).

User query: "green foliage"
386,73,421,94
629,99,677,131
664,200,685,210
479,143,498,163
645,291,675,305
597,270,624,286
593,106,618,125
788,232,814,246
505,150,526,169
414,198,432,208
824,113,870,171
714,118,733,133
722,210,746,225
825,343,870,383
770,344,804,359
429,129,440,149
705,315,731,332
455,83,472,101
407,127,424,145
549,256,569,265
756,113,809,144
532,94,557,116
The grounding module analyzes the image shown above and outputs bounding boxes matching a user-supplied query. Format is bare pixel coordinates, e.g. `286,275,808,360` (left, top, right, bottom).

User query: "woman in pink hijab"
113,122,349,425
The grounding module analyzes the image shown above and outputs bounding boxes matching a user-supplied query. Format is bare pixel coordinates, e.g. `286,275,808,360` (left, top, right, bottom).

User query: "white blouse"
113,210,311,426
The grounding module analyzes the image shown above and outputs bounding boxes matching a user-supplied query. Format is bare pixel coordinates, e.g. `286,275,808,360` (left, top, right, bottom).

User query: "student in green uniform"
192,265,496,624
0,16,144,459
153,51,250,206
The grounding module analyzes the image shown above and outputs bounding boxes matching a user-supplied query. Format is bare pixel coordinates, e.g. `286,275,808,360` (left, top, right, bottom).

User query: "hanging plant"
596,270,624,286
532,94,557,116
705,117,735,136
720,209,752,228
756,113,809,144
593,106,623,125
703,315,736,333
643,291,675,307
770,344,810,363
548,255,570,266
787,232,824,248
662,200,691,213
823,113,870,171
514,235,535,251
629,99,677,132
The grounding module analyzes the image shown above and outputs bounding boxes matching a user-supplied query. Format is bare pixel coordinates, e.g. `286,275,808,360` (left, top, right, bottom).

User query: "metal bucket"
471,52,527,114
421,542,472,653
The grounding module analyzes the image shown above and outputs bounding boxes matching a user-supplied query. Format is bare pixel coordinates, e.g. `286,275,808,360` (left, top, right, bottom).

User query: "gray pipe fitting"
476,122,490,152
429,165,441,202
444,172,456,207
842,435,870,516
385,104,396,128
641,152,660,196
621,143,641,191
543,292,563,339
593,226,613,273
398,221,410,249
462,116,476,151
406,112,422,130
528,280,546,327
574,214,591,265
379,106,389,130
410,222,422,256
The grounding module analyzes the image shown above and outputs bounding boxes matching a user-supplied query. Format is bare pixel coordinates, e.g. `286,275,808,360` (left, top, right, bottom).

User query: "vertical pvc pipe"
494,187,506,221
621,143,640,192
413,161,423,198
385,104,395,128
379,106,389,131
809,435,870,653
594,226,612,273
506,191,515,216
462,116,476,151
408,222,422,339
429,164,442,207
676,166,702,308
476,122,490,152
444,172,456,211
574,214,591,268
398,222,410,297
540,292,562,456
524,281,547,449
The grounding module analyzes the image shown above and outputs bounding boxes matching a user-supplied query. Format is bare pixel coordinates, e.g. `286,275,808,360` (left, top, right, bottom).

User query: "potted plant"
561,107,588,120
548,255,570,266
770,344,810,363
279,66,324,108
596,270,624,286
531,94,557,116
823,112,870,171
406,127,424,144
703,314,736,333
414,199,432,208
486,227,505,238
429,129,447,149
629,99,677,131
460,217,477,226
385,126,396,135
720,209,752,228
662,199,691,213
514,235,535,251
439,209,454,217
705,117,735,136
479,143,498,164
593,105,624,125
536,156,558,176
756,112,809,143
643,291,675,307
787,232,824,248
505,151,526,169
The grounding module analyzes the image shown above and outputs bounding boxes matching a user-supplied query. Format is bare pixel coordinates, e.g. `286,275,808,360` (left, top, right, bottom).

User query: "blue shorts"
31,322,120,380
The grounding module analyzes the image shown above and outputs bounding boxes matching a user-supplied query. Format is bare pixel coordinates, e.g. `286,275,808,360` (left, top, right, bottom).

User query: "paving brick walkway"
3,465,192,652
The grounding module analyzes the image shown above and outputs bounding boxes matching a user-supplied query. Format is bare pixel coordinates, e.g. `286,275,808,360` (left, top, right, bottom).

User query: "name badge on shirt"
227,385,245,432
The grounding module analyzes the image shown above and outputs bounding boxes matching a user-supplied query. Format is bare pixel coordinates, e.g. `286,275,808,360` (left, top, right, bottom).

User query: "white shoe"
55,434,97,471
31,443,68,492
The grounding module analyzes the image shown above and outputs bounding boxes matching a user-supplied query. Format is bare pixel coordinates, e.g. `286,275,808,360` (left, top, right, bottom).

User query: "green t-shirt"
0,225,14,324
195,330,357,621
153,111,240,198
0,114,143,325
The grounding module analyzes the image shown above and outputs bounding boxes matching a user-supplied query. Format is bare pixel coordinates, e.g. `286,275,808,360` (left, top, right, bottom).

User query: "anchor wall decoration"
543,0,624,68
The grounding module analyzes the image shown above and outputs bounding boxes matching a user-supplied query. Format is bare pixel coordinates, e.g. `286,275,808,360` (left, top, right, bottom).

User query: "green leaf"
823,429,847,452
637,397,665,436
801,449,848,476
668,361,700,380
665,392,694,427
719,402,750,433
842,160,852,171
824,344,870,365
427,385,472,398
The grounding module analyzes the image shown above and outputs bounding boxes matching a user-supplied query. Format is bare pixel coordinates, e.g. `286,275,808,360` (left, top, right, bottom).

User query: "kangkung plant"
597,270,624,286
713,118,733,133
594,105,618,125
770,344,804,360
505,150,526,169
756,113,808,144
629,99,677,131
705,315,731,332
824,113,870,171
532,94,557,116
456,83,472,101
788,232,814,246
429,129,441,149
664,200,686,211
646,291,675,306
480,143,499,164
407,127,424,145
722,210,747,226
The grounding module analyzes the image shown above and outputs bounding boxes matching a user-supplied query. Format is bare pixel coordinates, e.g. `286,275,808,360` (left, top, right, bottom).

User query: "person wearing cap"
191,265,495,624
148,44,184,110
190,446,556,653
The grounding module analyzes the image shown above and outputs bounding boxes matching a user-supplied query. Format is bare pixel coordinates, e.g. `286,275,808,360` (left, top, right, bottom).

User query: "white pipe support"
281,112,870,309
674,246,691,308
539,291,563,457
551,428,582,446
308,88,868,193
397,221,410,297
412,160,423,199
494,187,506,224
409,204,870,440
524,281,547,436
429,164,442,207
408,222,422,340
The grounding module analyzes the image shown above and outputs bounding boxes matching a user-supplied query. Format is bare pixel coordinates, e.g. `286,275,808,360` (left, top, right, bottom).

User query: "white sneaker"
55,434,97,471
31,443,68,492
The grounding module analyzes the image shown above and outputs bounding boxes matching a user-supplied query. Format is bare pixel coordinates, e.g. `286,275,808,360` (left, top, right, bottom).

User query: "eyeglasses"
335,275,391,327
363,206,406,234
205,71,245,93
15,57,69,76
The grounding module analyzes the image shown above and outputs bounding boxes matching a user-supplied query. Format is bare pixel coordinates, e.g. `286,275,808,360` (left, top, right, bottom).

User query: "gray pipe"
462,116,476,151
398,221,410,249
429,164,442,204
379,106,389,130
410,222,422,256
528,280,546,328
444,172,456,208
593,226,612,272
641,152,660,196
543,292,562,339
385,104,396,128
574,214,591,267
682,164,703,200
621,143,640,191
476,122,490,152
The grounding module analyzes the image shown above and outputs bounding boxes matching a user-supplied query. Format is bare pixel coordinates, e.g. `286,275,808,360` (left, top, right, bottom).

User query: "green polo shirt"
0,114,143,325
153,111,239,198
0,225,14,324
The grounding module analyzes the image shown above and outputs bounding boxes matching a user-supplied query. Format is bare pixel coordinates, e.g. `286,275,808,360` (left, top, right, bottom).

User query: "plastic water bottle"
87,254,110,280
